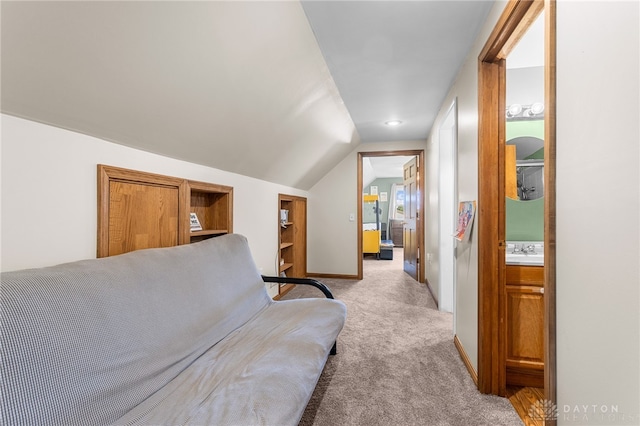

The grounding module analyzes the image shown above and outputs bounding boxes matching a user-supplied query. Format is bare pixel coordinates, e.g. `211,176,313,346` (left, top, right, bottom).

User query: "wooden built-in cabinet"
186,180,233,244
505,265,544,388
98,165,232,258
276,194,307,299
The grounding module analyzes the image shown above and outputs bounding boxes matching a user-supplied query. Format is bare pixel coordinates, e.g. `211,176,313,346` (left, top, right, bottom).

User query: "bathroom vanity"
505,243,544,388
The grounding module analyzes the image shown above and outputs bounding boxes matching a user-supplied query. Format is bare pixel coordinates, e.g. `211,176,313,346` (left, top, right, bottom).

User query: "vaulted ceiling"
1,1,493,190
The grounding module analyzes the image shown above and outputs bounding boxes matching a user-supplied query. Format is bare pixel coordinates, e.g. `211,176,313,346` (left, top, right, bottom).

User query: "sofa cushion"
114,297,346,425
1,234,272,425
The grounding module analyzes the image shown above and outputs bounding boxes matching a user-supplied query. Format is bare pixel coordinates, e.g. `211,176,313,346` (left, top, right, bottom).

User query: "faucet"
511,243,537,255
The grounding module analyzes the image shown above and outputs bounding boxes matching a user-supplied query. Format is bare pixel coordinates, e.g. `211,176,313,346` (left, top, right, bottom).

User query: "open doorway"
357,150,425,282
477,1,556,423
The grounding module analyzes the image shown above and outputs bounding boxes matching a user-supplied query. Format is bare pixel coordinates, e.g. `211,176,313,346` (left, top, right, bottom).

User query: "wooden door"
107,181,179,256
403,157,419,281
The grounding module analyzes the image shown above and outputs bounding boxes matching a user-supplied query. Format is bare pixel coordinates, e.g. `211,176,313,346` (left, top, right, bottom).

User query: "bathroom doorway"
476,0,556,411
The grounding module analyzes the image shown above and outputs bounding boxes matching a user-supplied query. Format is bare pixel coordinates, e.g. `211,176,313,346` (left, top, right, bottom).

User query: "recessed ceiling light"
385,120,403,126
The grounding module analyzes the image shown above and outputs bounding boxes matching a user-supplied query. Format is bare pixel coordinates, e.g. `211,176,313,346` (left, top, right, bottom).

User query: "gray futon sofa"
0,234,346,425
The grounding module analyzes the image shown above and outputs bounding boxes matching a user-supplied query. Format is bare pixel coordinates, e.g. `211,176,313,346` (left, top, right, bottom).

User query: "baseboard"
454,334,478,387
306,272,359,280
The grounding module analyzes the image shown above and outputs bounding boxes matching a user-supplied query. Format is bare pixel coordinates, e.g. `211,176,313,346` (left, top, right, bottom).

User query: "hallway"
283,255,522,425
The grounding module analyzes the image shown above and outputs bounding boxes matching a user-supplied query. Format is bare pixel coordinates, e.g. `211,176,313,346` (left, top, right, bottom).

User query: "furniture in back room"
389,219,404,247
379,240,394,260
363,195,381,256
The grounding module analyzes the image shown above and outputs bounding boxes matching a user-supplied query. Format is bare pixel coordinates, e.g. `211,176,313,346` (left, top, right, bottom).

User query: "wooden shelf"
190,229,229,237
277,283,295,299
186,180,233,244
276,194,307,299
279,263,294,273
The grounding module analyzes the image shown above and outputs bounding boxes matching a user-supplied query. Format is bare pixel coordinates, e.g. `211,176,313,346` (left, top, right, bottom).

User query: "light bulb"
507,104,523,117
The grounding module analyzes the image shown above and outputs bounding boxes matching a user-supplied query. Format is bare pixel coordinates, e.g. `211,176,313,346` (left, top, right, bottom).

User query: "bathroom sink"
506,242,544,266
506,252,544,266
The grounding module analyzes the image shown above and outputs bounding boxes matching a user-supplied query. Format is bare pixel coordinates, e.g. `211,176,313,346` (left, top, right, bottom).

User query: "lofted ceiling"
1,1,494,190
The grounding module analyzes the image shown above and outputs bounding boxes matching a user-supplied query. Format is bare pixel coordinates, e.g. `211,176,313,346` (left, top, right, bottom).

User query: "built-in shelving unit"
98,165,233,257
185,179,233,244
276,194,307,299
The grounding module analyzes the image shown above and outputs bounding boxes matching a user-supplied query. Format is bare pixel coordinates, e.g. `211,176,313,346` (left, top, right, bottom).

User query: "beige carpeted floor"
282,248,523,426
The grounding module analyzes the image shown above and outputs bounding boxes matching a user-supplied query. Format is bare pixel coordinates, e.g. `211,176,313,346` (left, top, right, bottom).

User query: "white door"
438,101,457,318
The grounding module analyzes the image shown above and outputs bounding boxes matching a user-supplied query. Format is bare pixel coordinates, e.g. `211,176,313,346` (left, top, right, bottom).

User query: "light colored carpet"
282,248,523,426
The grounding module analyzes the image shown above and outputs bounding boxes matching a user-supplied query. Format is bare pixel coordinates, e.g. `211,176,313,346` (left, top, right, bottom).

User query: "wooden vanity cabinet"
505,265,544,388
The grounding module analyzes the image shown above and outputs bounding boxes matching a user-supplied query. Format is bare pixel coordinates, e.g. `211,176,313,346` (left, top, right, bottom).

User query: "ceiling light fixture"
385,120,403,126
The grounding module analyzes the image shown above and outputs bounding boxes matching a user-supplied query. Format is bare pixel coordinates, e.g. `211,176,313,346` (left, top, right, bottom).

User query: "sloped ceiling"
1,1,493,190
362,155,414,188
301,0,493,142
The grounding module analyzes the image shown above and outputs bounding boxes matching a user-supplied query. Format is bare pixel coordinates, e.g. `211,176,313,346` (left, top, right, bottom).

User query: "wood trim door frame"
357,150,425,282
477,0,556,412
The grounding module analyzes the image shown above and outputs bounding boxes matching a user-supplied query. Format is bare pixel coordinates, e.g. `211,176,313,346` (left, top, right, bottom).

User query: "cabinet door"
108,181,179,256
505,285,544,387
98,165,185,258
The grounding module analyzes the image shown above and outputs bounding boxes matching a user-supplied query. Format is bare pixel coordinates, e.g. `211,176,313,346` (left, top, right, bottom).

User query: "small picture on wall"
370,186,378,195
453,201,476,242
380,192,388,202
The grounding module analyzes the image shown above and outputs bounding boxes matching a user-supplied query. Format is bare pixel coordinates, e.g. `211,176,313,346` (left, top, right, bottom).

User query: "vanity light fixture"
385,120,403,126
506,104,523,117
527,102,545,116
506,102,545,118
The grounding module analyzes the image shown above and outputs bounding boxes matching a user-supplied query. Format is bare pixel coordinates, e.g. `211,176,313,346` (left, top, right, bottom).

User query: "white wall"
1,114,307,297
307,140,426,276
422,2,640,420
425,124,440,300
423,0,640,420
556,1,639,423
421,0,507,372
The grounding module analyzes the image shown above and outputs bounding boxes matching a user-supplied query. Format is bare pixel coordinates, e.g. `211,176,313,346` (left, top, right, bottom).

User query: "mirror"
506,119,544,200
505,12,544,243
